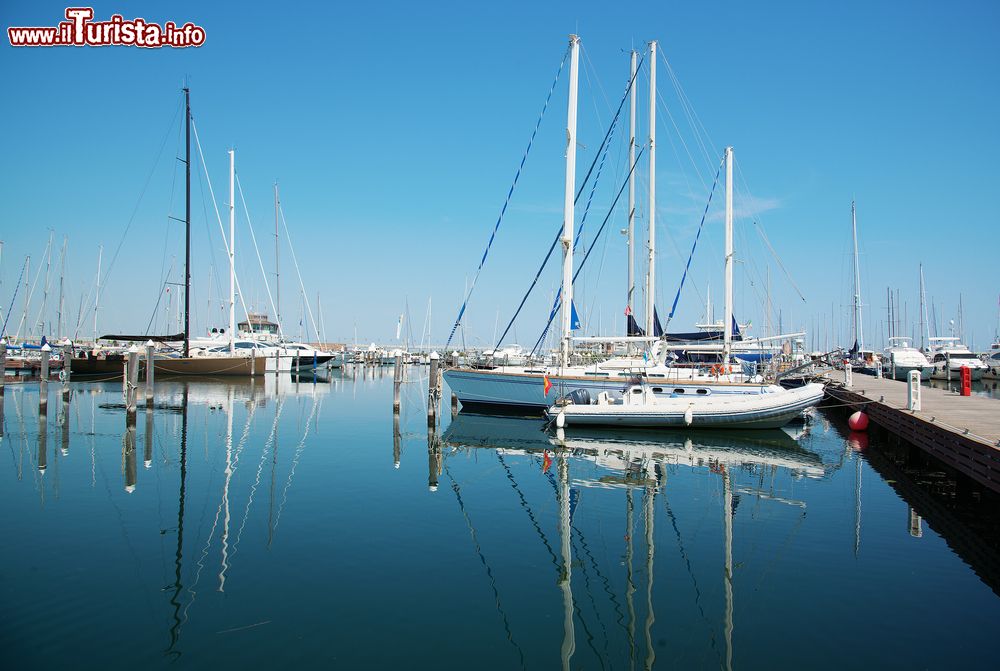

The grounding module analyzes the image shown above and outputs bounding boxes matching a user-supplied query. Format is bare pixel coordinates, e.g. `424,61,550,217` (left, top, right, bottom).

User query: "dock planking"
824,374,1000,493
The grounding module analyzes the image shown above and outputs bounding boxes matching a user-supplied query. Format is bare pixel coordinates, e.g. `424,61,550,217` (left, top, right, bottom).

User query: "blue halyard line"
667,151,726,325
453,55,645,353
444,48,569,350
530,146,645,356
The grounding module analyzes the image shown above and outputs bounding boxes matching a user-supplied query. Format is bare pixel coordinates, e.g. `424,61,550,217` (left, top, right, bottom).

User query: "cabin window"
652,387,663,393
632,388,643,395
648,374,665,378
673,388,685,394
585,371,610,377
696,389,708,395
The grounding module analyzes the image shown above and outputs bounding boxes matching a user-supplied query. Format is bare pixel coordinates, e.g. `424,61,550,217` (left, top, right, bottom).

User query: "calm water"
2,368,999,669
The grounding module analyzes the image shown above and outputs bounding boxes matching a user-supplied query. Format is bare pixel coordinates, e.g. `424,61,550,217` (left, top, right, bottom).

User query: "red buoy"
848,411,869,431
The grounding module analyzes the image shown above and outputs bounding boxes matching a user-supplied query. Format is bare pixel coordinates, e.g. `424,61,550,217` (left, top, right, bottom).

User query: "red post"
960,365,972,396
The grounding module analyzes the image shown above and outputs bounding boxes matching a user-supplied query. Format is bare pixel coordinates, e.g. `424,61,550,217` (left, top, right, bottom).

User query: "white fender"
684,405,694,426
555,410,566,429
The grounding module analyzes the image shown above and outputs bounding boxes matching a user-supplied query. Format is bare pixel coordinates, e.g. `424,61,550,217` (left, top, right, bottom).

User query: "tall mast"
851,200,863,350
92,246,101,343
183,87,191,357
723,146,734,366
627,50,637,326
645,40,657,338
919,264,929,349
274,181,281,330
559,34,580,368
56,236,67,338
228,149,236,353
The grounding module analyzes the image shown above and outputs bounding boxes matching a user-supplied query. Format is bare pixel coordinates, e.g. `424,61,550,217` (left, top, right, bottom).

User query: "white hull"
930,364,985,381
549,383,824,430
887,364,933,381
444,366,757,412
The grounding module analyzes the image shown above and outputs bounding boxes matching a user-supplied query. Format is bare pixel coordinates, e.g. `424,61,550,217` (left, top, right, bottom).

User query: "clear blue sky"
2,0,998,349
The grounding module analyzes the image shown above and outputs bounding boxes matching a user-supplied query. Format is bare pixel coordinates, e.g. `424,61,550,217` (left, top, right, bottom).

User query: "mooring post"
393,356,402,413
0,341,6,398
875,358,883,379
427,351,440,426
907,369,921,411
39,343,51,413
145,340,155,409
126,345,139,423
61,340,72,403
844,362,853,388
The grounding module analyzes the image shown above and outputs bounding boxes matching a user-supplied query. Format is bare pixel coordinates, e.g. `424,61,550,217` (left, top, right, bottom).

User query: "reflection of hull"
550,384,824,430
153,356,262,376
443,412,824,476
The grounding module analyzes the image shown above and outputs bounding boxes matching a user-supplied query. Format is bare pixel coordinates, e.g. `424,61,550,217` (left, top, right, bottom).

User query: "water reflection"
442,413,830,670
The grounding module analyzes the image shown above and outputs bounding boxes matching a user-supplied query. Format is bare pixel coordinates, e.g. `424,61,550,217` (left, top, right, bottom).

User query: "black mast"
183,87,191,357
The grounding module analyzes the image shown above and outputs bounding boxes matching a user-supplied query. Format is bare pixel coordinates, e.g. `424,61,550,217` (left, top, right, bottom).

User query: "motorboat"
883,337,933,381
926,337,987,381
546,380,824,430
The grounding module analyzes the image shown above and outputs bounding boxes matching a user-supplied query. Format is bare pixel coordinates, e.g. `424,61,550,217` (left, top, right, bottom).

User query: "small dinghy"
547,381,825,430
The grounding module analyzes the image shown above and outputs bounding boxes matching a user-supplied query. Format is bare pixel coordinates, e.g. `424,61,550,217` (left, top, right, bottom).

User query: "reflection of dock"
825,376,1000,492
861,438,1000,598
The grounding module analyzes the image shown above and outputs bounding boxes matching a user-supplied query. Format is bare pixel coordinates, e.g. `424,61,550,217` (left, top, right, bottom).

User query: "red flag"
542,450,553,473
543,375,553,397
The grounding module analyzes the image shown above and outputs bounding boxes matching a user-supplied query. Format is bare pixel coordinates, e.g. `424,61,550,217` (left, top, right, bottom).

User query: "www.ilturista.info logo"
8,7,206,48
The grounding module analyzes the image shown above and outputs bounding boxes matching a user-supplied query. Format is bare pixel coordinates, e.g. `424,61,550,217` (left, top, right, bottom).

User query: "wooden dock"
824,374,1000,493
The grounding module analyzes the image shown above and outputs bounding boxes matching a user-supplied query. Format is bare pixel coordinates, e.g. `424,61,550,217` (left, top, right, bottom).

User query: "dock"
824,375,1000,493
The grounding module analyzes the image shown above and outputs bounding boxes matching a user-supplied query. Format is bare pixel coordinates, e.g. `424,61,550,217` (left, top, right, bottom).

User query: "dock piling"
393,356,402,413
126,345,139,423
145,340,155,409
844,363,853,388
427,351,440,426
61,340,72,402
39,343,51,412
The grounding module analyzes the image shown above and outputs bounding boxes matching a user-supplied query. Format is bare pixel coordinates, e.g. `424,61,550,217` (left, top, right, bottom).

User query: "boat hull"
153,355,262,377
548,384,824,430
887,365,933,381
445,367,770,413
931,365,985,381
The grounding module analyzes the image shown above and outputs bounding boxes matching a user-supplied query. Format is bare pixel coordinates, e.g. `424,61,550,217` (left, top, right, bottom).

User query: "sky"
2,0,998,350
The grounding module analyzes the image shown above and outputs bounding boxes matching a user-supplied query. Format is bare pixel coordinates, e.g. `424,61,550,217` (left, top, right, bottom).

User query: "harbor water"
2,368,999,669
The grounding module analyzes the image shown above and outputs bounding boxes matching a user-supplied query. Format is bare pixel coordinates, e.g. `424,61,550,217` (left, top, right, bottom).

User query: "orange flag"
542,450,553,473
543,375,553,397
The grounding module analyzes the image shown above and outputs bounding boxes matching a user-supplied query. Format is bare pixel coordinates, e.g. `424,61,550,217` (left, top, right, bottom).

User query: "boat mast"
627,49,637,328
559,34,580,368
851,200,864,351
645,40,657,338
183,87,191,358
918,264,928,350
723,146,734,366
274,181,280,330
56,236,67,338
228,149,236,353
93,246,101,344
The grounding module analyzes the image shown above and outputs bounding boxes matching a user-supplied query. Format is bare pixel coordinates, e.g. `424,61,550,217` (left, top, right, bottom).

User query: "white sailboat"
444,40,810,412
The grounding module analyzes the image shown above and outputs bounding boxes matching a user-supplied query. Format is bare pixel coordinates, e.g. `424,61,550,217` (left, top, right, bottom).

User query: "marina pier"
825,375,1000,493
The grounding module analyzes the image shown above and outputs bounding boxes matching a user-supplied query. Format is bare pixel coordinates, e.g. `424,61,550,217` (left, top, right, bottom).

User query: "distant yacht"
883,337,933,381
926,337,987,381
